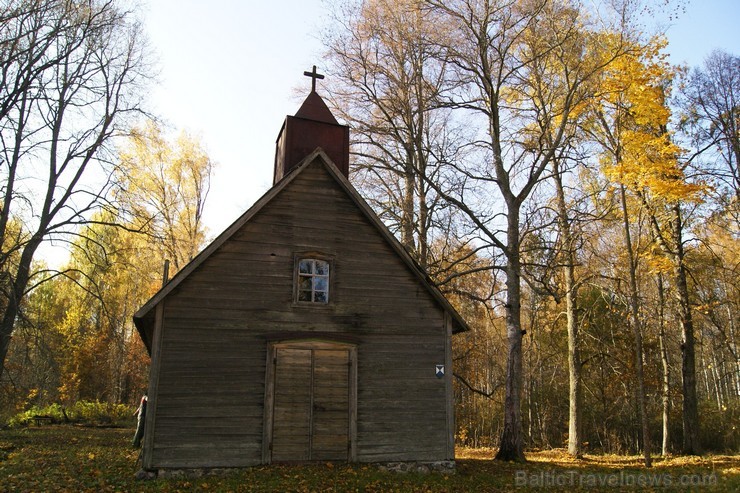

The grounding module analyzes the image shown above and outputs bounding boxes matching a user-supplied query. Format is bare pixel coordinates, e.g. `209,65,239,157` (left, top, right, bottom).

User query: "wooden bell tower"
273,66,350,184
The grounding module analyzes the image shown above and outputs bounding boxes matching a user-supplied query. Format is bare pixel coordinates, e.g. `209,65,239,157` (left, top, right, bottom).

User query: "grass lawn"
0,425,737,492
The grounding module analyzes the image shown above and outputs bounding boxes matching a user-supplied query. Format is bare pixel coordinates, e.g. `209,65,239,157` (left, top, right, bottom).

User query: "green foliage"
6,401,134,428
7,404,65,428
68,401,134,426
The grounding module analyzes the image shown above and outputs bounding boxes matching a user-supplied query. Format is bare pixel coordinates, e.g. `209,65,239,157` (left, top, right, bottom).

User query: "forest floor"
0,425,737,492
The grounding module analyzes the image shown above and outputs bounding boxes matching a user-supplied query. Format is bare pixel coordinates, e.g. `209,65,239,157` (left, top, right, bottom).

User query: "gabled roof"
133,149,469,352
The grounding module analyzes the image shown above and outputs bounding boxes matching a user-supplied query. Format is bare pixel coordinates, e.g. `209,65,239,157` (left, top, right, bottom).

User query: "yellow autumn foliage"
595,36,704,204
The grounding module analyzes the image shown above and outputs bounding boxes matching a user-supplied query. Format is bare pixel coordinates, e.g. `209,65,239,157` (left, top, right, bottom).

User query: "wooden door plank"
311,349,349,461
267,342,356,463
271,348,312,461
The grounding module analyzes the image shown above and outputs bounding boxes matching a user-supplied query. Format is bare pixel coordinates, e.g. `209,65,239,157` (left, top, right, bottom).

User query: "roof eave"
132,150,321,322
316,153,471,333
133,148,470,334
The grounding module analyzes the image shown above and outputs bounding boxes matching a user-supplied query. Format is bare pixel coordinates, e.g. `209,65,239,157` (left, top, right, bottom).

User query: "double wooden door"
264,341,356,462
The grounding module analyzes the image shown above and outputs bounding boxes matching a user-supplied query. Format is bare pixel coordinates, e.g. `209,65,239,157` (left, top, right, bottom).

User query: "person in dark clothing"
132,393,147,448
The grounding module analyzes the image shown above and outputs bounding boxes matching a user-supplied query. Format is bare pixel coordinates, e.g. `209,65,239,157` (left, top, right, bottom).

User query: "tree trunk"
565,255,582,457
402,150,417,253
553,159,583,458
728,302,740,399
495,208,525,462
619,184,652,467
0,235,43,381
657,274,671,456
416,164,429,268
417,189,428,266
671,204,702,455
640,192,702,455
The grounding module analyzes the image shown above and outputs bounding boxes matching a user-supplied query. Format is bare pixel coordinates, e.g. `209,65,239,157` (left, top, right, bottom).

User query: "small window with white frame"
296,258,330,303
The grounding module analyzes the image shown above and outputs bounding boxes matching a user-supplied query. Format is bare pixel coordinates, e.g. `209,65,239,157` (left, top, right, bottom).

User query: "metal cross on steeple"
303,65,325,92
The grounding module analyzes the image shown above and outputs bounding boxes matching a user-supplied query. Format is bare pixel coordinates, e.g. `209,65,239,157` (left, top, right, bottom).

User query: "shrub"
7,403,66,428
6,401,135,428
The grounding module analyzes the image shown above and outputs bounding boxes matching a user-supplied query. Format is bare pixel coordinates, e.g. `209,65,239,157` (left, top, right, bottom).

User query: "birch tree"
3,123,213,409
115,122,213,272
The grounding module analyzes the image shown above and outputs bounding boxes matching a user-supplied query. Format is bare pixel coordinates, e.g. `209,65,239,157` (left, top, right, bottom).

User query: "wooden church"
133,69,469,473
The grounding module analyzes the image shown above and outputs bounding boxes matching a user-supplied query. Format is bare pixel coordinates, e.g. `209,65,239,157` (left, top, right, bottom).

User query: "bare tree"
323,0,464,269
679,50,740,207
423,0,625,461
675,49,740,457
0,0,151,380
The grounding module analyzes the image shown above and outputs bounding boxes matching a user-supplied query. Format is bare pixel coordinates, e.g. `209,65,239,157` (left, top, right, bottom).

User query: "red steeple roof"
273,68,350,184
294,90,339,124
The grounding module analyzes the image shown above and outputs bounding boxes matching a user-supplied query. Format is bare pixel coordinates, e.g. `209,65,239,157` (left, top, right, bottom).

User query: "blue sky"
142,0,740,238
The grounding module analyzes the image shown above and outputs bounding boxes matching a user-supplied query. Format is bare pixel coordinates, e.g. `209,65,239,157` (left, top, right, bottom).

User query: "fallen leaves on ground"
0,426,737,492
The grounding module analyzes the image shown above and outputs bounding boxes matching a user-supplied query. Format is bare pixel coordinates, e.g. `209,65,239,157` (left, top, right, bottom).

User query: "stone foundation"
377,460,456,474
158,467,239,479
135,460,456,480
135,467,238,480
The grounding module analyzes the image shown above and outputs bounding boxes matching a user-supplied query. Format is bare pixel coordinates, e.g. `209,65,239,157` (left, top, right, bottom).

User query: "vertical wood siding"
271,348,312,461
269,345,352,462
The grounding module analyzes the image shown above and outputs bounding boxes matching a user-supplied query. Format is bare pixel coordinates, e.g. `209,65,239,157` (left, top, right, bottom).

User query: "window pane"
315,261,329,276
296,258,330,304
299,260,313,274
313,277,327,292
299,277,312,291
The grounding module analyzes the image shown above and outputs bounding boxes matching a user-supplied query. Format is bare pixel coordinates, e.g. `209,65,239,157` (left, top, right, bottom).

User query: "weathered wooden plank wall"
147,159,450,468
